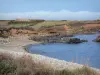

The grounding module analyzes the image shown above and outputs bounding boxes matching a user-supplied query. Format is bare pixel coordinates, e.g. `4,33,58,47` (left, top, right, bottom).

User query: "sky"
0,0,100,20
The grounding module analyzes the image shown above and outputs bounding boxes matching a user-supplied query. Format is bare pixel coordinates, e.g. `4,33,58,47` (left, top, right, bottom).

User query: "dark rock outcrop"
94,35,100,42
67,38,87,44
30,34,87,44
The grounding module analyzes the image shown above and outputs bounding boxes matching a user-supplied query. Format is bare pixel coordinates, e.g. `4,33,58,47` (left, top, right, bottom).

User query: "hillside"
0,20,100,37
0,19,100,28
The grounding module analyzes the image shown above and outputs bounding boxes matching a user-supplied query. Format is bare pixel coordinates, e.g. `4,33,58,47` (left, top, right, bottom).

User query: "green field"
32,20,71,29
10,24,32,27
10,20,74,29
5,20,100,29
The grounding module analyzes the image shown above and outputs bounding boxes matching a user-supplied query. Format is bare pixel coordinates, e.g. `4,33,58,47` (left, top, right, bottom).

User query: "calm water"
28,34,100,69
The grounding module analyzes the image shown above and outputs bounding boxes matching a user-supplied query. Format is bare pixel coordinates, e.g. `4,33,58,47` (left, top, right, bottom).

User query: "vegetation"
33,20,100,29
1,20,100,35
0,34,9,38
0,52,99,75
8,20,45,28
32,20,70,29
0,19,100,29
8,20,85,29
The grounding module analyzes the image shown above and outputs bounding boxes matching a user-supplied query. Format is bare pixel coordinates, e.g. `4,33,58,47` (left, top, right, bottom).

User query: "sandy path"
0,35,38,52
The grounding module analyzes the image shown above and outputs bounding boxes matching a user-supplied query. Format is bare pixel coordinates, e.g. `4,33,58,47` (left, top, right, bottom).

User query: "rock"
94,35,100,42
66,38,87,44
30,35,87,44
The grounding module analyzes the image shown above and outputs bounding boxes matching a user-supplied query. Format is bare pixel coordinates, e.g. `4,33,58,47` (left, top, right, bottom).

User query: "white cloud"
0,10,100,20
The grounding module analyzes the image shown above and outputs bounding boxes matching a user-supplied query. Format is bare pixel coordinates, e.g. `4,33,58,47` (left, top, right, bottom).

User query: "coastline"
0,36,83,70
0,35,100,73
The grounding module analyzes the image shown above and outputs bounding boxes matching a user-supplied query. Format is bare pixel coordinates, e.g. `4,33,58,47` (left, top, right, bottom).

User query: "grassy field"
0,20,100,30
32,20,72,29
8,20,45,28
9,20,70,28
10,24,32,27
0,52,99,75
10,20,100,28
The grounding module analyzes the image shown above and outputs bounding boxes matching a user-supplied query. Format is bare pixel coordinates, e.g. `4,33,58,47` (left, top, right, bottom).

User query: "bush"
0,53,16,75
0,60,16,75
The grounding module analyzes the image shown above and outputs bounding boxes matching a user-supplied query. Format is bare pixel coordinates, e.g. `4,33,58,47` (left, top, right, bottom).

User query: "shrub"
0,52,99,75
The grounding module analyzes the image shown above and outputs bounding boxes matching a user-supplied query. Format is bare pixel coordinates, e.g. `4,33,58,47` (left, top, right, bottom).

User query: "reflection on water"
28,34,100,69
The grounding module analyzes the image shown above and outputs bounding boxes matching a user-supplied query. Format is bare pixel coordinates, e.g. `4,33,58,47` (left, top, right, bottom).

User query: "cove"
27,34,100,69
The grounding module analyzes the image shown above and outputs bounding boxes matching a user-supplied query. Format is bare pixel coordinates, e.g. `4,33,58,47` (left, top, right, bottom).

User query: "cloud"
0,10,100,20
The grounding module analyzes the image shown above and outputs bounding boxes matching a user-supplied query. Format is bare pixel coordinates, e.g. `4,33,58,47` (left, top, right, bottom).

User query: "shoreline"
0,36,84,70
0,35,100,73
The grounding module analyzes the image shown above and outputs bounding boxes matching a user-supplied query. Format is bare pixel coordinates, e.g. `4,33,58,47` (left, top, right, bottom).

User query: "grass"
10,20,72,29
10,24,32,27
9,20,100,30
9,20,45,28
0,52,100,75
32,20,72,29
